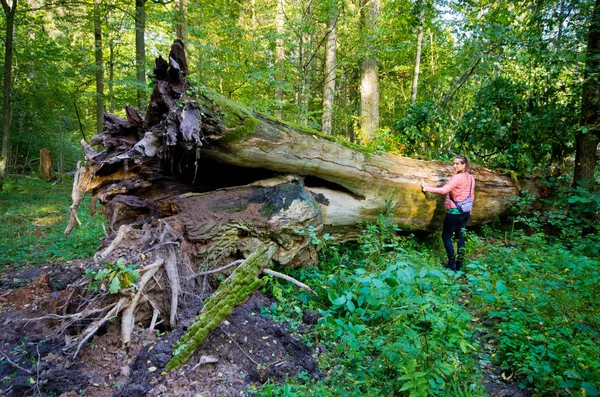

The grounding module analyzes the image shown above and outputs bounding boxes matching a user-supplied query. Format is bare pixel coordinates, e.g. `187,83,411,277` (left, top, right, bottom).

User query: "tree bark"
574,0,600,185
274,0,285,119
136,0,147,110
360,0,380,141
411,7,425,104
175,0,187,41
39,149,53,181
0,0,17,188
94,0,105,136
321,0,337,135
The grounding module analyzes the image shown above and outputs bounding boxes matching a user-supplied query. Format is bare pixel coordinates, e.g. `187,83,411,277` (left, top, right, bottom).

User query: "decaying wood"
39,148,53,181
61,39,533,368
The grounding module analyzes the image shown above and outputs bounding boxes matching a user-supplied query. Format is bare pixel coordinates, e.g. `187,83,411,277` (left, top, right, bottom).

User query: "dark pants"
442,212,470,270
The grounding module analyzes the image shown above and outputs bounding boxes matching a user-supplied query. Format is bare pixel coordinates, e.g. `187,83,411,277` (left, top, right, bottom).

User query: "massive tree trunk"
64,40,524,369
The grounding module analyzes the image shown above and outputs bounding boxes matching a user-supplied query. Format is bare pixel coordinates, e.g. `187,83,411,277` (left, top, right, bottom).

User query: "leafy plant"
85,258,140,294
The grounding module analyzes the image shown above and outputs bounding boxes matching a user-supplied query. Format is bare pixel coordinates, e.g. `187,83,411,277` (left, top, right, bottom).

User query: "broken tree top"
68,39,523,262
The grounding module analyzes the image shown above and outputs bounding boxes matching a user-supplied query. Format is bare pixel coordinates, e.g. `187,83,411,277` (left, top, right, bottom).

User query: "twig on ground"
0,350,33,375
262,269,317,295
218,327,260,366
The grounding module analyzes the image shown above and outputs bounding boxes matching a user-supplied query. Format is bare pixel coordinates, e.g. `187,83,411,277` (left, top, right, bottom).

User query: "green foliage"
507,176,600,253
84,258,140,294
457,76,577,173
0,176,104,268
393,101,453,159
258,216,485,396
465,234,600,394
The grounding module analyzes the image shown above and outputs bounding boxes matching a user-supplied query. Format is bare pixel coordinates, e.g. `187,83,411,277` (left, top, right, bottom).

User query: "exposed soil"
0,264,319,397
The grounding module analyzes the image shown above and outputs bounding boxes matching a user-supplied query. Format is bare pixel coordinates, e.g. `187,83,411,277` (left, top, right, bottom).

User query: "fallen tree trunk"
61,39,530,368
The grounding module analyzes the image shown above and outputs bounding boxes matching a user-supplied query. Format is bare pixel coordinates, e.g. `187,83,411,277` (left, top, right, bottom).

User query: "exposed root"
96,224,133,261
164,246,180,328
72,297,128,358
121,258,164,344
263,269,317,296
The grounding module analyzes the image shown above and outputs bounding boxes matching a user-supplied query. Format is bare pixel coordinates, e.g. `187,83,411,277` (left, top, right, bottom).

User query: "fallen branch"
262,269,317,296
191,259,244,279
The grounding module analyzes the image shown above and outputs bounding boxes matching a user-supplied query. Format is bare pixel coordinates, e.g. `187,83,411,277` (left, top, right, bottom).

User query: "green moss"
188,84,373,154
188,86,260,143
166,243,277,371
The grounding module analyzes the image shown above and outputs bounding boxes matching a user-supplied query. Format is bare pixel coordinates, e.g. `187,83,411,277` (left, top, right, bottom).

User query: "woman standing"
421,156,475,271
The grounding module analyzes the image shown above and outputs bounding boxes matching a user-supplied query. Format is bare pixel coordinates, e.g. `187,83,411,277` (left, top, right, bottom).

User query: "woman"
421,156,475,271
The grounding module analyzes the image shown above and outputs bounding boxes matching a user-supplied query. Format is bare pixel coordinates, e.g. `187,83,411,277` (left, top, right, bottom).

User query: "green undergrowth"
256,209,600,396
0,175,104,269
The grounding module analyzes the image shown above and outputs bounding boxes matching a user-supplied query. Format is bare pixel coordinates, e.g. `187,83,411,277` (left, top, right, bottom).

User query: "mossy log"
166,243,277,371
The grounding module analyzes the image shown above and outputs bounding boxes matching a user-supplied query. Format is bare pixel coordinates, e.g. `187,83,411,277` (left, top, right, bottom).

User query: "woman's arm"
422,175,459,195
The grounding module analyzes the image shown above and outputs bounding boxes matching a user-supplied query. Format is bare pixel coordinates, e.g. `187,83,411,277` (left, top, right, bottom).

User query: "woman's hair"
454,155,472,173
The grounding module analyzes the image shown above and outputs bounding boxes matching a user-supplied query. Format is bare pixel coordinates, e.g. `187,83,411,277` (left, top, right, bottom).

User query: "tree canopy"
0,0,598,181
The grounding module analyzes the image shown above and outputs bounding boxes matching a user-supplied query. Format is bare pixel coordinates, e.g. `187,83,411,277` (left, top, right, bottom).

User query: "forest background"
0,0,598,180
1,0,600,396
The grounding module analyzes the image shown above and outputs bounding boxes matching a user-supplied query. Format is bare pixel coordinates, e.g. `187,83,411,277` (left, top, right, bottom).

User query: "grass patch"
0,175,104,269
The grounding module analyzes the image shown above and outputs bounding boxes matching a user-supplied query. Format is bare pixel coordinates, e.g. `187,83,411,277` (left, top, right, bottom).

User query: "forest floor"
0,261,530,397
0,262,319,397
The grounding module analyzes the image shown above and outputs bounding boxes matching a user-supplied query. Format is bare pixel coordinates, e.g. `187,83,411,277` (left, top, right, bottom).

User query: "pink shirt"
427,172,475,210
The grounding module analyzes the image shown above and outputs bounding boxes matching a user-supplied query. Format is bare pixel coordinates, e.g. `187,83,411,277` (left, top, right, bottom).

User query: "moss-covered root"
165,243,277,371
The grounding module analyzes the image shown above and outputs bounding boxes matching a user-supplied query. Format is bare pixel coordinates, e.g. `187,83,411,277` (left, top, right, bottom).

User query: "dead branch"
191,259,244,279
262,269,317,296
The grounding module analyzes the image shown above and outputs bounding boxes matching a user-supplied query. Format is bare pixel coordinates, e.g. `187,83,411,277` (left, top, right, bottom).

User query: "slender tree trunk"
0,0,17,187
574,0,600,184
136,0,147,110
360,0,380,142
94,0,104,136
175,0,187,41
322,0,337,135
411,8,425,104
109,41,115,113
274,0,285,119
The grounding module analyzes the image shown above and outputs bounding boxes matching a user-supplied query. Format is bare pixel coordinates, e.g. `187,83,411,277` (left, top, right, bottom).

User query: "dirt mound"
0,265,319,397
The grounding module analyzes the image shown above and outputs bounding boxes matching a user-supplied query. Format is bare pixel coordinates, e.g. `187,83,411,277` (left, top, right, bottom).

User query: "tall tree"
136,0,147,110
360,0,380,141
0,0,17,188
274,0,285,119
322,0,338,135
175,0,187,41
94,0,105,136
574,0,600,184
411,5,425,104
